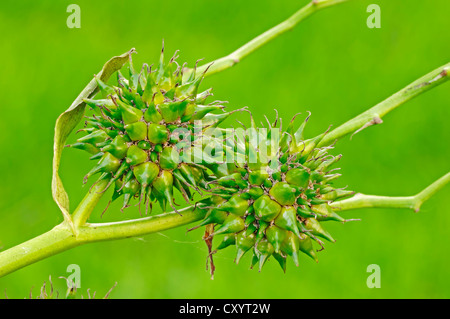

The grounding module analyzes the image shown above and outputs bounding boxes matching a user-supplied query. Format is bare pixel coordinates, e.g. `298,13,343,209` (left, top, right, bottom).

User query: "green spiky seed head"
195,113,356,272
67,46,237,214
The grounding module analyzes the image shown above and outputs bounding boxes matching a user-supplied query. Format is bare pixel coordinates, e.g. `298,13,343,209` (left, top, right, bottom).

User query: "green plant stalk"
0,223,77,279
187,0,349,79
72,178,110,230
0,179,116,277
1,172,448,278
0,204,203,278
318,62,450,147
330,172,450,212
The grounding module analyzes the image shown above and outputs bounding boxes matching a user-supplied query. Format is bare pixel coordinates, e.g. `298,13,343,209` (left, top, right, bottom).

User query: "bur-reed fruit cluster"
70,48,356,273
68,47,237,215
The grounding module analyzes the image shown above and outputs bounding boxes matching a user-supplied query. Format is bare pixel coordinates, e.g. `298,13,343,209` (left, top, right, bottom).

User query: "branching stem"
72,178,109,230
186,0,349,79
318,62,450,147
330,172,450,212
0,205,203,278
1,172,447,278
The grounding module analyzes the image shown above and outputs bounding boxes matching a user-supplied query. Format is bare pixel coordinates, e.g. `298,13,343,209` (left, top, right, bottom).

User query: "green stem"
187,0,349,79
318,62,450,147
77,206,204,242
3,171,447,278
0,205,205,278
0,223,78,278
330,172,450,212
72,178,109,229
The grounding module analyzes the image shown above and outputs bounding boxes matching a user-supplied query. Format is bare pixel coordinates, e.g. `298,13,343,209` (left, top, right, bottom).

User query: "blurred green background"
0,0,449,299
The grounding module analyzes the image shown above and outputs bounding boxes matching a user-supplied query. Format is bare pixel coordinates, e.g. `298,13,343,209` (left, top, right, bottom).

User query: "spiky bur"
66,46,238,215
191,112,357,273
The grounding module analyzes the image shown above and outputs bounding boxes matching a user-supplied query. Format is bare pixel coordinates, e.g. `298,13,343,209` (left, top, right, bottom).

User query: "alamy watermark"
65,263,81,289
367,4,381,29
366,264,381,288
67,4,81,29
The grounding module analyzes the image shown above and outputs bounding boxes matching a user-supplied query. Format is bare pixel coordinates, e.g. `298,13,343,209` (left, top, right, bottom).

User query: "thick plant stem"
0,223,78,278
77,206,204,242
187,0,349,79
2,172,447,278
72,178,109,229
318,62,450,147
331,172,450,212
0,206,205,278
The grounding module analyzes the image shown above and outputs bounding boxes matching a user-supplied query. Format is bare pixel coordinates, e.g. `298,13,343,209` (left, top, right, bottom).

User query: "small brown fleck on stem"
350,116,383,139
203,224,216,280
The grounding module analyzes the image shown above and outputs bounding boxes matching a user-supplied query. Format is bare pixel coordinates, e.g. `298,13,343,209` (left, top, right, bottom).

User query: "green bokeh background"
0,0,449,299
